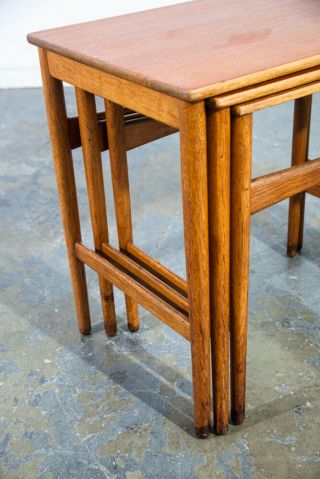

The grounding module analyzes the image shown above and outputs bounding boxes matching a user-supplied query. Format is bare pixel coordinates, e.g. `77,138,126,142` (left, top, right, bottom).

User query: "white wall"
0,0,188,88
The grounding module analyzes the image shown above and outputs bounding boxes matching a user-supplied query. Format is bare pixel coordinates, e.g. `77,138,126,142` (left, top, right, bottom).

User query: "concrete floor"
0,88,319,479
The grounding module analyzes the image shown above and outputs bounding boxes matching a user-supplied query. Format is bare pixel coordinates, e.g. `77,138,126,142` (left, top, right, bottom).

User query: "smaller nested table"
28,0,320,438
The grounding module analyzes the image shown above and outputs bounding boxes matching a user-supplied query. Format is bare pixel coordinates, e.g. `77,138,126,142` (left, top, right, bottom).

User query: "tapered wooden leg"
75,89,117,336
230,113,252,425
207,107,230,435
180,101,211,438
38,49,91,335
105,101,139,332
287,96,312,257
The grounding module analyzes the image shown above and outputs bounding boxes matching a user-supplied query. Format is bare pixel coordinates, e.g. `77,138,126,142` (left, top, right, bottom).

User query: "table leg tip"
287,245,300,258
195,425,210,439
213,423,229,435
128,323,140,333
231,410,245,426
80,327,91,336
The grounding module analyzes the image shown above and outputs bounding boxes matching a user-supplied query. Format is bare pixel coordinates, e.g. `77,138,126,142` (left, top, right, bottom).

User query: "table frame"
212,82,318,428
39,47,221,438
38,46,320,438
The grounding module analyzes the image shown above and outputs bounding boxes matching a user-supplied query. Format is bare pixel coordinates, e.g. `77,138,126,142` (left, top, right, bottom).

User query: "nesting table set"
28,0,320,438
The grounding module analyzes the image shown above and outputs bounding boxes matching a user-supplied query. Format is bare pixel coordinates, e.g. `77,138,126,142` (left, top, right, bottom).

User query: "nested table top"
28,0,320,101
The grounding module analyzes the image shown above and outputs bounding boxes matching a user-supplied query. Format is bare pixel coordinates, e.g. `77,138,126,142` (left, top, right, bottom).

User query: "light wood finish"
124,117,177,150
287,96,312,257
32,2,320,438
47,52,181,128
68,111,106,151
28,0,320,101
75,243,190,341
105,101,139,333
207,107,230,435
68,111,177,152
38,48,91,335
231,113,252,425
126,243,187,295
179,101,211,437
210,67,320,109
101,243,188,313
307,184,320,198
233,80,320,116
251,157,320,215
75,88,117,336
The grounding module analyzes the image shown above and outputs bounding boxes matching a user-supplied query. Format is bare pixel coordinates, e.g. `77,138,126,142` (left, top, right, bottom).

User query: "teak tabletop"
27,0,320,101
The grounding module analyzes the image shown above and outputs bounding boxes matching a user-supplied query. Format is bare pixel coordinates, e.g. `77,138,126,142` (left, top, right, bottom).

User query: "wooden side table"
210,85,319,427
28,0,320,437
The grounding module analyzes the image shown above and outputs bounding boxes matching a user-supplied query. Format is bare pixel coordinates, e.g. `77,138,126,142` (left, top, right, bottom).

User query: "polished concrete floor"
0,89,319,478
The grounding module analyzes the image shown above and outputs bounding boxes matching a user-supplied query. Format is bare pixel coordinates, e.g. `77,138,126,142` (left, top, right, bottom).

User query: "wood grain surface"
233,79,320,116
28,0,320,100
75,243,191,340
230,114,252,426
210,67,320,109
47,52,181,128
287,97,312,257
75,88,117,336
179,101,211,437
126,243,187,295
105,101,140,333
101,243,188,313
39,49,92,335
251,157,320,215
67,111,176,152
207,107,230,435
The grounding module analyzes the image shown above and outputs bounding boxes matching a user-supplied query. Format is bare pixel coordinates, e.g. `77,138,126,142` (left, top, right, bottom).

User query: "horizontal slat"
68,110,144,150
68,113,104,150
101,243,188,313
126,243,187,295
47,51,182,128
233,80,320,116
75,243,190,340
209,66,320,109
68,112,176,151
307,184,320,198
251,157,320,214
125,117,177,151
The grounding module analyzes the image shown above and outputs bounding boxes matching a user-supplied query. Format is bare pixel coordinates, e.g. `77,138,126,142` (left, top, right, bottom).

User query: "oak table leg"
180,102,211,438
287,96,312,257
38,48,91,335
207,107,230,435
105,101,139,332
75,88,117,336
230,113,252,425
